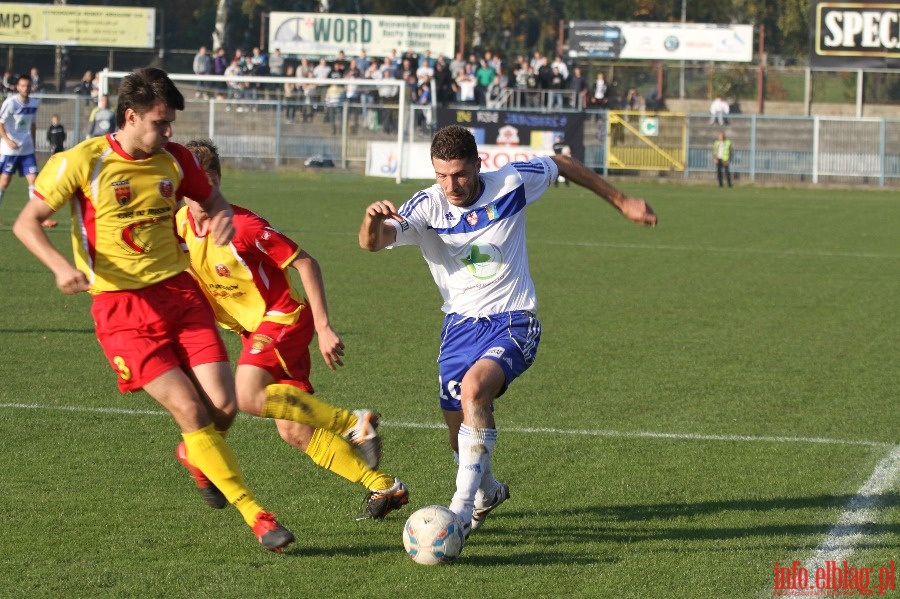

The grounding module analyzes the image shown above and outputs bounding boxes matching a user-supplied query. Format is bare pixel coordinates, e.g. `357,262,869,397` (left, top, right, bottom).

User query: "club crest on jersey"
466,211,479,226
158,179,175,199
250,334,274,354
214,264,230,277
112,180,132,205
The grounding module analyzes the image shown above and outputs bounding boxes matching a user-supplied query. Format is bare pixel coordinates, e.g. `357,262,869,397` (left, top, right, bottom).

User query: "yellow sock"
262,384,355,435
305,428,394,491
182,424,265,526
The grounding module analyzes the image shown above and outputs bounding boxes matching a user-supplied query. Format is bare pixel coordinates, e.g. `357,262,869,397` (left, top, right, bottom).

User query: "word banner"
269,13,455,59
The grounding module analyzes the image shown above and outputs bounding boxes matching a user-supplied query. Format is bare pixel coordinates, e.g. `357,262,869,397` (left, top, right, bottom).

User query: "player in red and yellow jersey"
12,68,294,552
176,139,408,520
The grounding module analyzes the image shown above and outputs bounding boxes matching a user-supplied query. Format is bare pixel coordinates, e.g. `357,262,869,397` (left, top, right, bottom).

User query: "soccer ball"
402,505,465,565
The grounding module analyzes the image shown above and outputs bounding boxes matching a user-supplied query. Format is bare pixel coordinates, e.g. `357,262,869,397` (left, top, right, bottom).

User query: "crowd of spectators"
187,44,661,126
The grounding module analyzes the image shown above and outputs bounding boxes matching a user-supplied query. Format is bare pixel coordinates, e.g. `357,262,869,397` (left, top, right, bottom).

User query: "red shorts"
91,271,229,393
238,305,314,393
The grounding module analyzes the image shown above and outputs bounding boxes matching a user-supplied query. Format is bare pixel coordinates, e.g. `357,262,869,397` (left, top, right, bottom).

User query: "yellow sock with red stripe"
181,424,265,526
305,428,394,490
261,383,355,435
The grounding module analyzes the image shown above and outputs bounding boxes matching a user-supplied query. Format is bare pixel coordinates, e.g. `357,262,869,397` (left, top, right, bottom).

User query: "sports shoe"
471,482,510,532
175,441,227,509
356,478,409,520
344,409,382,470
253,511,295,553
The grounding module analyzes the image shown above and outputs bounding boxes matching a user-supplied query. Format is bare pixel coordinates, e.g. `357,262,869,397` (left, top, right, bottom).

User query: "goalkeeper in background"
176,138,409,521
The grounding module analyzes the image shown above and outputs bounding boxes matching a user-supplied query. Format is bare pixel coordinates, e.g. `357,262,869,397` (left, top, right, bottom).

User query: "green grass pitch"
0,171,898,598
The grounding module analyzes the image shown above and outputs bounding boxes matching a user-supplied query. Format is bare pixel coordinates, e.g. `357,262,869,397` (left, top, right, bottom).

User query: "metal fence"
25,89,900,187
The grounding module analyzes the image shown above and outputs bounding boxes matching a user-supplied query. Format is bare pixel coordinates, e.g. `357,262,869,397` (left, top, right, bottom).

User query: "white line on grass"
0,403,890,448
537,239,900,260
803,444,900,572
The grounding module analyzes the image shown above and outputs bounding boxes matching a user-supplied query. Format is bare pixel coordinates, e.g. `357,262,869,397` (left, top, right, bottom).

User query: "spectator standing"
712,130,733,188
192,46,213,98
46,114,66,155
213,48,228,97
474,58,495,106
548,66,566,109
710,95,729,125
282,65,296,123
73,70,93,96
268,49,285,77
29,67,42,93
86,94,116,138
569,66,587,109
589,72,608,109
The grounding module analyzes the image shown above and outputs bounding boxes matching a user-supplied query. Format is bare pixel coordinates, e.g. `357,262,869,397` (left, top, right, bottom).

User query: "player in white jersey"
359,125,657,547
0,74,55,227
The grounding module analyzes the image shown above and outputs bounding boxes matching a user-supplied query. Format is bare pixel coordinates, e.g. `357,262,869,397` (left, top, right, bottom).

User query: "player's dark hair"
431,125,478,164
16,74,30,85
116,67,184,128
185,138,222,178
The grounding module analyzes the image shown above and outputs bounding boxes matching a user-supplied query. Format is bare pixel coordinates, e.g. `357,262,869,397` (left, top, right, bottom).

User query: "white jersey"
0,94,38,156
389,156,557,317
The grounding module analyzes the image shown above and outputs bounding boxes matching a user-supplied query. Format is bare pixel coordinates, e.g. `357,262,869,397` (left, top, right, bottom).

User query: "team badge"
466,211,479,226
158,179,174,199
214,264,230,277
250,334,274,355
112,180,132,206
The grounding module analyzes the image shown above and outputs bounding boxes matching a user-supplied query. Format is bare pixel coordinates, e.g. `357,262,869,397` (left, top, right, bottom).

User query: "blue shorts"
0,154,38,177
437,310,541,411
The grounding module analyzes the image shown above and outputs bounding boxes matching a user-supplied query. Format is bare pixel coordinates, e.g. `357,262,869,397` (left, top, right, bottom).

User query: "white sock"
449,424,496,525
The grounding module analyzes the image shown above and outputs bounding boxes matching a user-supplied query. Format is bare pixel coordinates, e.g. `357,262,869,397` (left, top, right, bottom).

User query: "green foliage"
2,173,897,598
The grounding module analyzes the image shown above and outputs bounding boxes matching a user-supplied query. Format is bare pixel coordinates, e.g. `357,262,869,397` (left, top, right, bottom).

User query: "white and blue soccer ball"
402,505,465,565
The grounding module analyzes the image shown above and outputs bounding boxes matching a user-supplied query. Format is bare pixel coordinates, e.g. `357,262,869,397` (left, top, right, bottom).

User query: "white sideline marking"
0,403,889,448
537,239,900,260
804,444,900,572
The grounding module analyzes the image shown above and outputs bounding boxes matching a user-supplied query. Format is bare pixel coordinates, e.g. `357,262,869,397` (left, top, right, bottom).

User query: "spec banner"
810,0,900,67
568,21,754,62
436,108,585,163
269,12,455,58
0,4,155,48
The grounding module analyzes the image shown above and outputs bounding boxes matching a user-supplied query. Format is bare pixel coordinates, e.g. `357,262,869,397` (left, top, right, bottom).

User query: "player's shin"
181,424,265,526
305,428,394,490
448,424,497,523
261,382,354,433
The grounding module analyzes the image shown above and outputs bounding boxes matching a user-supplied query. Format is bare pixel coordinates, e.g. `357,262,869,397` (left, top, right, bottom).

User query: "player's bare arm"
0,121,17,150
203,188,236,246
551,154,658,227
359,200,400,251
13,198,90,294
291,251,345,370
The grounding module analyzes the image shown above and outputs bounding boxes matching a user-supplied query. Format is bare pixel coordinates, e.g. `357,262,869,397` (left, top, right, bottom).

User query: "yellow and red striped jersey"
34,135,213,293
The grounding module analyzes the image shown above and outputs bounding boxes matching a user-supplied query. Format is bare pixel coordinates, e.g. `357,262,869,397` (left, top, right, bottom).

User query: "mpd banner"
810,0,900,67
0,4,155,48
436,108,585,163
568,21,754,62
269,12,455,58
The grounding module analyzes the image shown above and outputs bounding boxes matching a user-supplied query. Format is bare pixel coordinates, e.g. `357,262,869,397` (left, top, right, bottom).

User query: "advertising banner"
0,4,155,48
568,21,754,62
810,0,900,67
269,12,455,58
366,142,560,180
436,108,585,163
